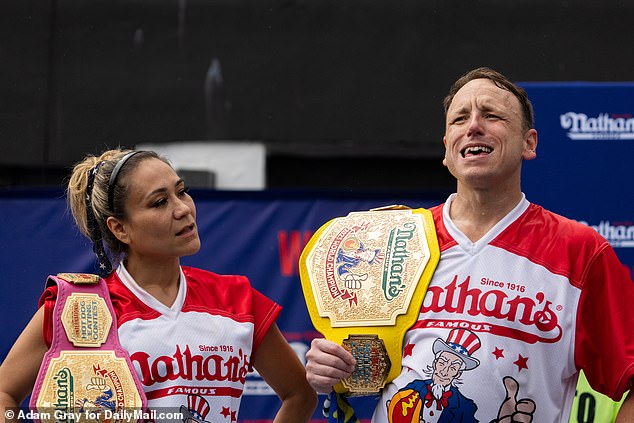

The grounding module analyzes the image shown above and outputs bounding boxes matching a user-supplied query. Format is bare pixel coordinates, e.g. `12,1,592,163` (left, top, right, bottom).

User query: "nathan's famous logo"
53,368,74,412
420,275,562,344
130,345,250,387
560,112,634,140
579,220,634,248
382,222,417,301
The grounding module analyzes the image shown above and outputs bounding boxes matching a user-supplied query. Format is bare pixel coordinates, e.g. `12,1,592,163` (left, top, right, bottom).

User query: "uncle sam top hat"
180,394,213,423
432,328,481,370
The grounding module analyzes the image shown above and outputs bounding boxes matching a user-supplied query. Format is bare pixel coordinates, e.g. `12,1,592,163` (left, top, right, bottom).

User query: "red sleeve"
575,242,634,401
250,286,282,358
181,267,282,361
38,284,58,348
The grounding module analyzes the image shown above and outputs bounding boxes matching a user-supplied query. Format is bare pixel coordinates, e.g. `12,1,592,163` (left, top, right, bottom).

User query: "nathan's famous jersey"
569,370,625,423
373,194,634,423
40,264,281,422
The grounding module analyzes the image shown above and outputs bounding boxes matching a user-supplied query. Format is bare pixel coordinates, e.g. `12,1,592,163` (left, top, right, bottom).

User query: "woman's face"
114,157,201,262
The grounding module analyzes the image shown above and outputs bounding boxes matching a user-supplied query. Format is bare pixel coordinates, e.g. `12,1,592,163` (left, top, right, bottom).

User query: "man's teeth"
463,146,492,156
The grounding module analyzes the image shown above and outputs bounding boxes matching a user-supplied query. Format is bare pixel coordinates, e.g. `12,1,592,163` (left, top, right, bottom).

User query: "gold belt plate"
61,293,113,347
34,351,144,423
300,207,440,395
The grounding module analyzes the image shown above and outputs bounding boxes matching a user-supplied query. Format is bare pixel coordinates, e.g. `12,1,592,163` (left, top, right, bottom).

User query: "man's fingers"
305,367,348,393
305,358,353,394
307,338,356,368
305,338,357,393
305,353,355,381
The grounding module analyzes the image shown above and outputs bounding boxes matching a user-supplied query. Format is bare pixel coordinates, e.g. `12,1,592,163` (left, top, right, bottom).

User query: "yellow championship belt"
30,273,147,423
300,206,440,395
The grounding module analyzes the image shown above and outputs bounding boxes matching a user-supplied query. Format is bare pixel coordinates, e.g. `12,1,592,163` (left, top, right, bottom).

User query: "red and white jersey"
375,195,634,423
41,265,281,422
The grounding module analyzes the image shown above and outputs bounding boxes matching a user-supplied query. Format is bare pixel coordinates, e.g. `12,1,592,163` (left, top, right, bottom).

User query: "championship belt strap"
29,273,147,423
300,206,440,396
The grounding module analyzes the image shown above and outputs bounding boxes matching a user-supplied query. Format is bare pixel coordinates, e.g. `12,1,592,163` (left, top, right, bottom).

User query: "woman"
0,149,317,422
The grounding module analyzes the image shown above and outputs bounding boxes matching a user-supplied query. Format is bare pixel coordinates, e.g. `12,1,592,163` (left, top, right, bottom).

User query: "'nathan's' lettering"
560,112,634,140
131,345,250,386
52,367,73,416
422,275,560,333
382,222,416,301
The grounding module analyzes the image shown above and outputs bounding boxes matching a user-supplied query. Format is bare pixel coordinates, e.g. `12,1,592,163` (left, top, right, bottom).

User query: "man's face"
432,351,464,387
442,78,537,190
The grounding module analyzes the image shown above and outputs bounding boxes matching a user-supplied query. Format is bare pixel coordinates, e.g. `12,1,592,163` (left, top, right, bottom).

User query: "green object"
569,371,625,423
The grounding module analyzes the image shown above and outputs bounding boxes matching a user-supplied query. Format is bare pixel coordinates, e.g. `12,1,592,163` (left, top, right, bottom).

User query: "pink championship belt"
30,273,146,423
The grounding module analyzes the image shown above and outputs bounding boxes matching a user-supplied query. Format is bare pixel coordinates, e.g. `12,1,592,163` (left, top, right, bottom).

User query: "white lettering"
560,112,634,140
579,220,634,248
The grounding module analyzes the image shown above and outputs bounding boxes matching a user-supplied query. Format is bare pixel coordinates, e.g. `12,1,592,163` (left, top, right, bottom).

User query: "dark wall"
2,0,633,188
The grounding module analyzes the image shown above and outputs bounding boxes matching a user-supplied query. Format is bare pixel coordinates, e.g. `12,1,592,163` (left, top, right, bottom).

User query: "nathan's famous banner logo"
560,112,634,140
579,220,634,248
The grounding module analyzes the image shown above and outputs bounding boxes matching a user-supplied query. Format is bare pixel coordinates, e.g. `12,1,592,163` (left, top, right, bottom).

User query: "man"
304,67,634,422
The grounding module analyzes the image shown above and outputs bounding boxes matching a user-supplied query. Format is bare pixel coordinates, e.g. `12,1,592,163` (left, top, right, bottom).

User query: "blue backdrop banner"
521,82,634,281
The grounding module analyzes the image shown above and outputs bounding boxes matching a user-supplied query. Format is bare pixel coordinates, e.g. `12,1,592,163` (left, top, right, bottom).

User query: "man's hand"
305,338,356,393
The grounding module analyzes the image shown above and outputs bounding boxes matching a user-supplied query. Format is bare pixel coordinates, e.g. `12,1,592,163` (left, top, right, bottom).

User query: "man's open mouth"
461,145,492,158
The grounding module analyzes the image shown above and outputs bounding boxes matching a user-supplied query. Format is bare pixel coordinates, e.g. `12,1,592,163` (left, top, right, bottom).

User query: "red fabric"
430,204,459,253
427,202,634,401
489,204,634,400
